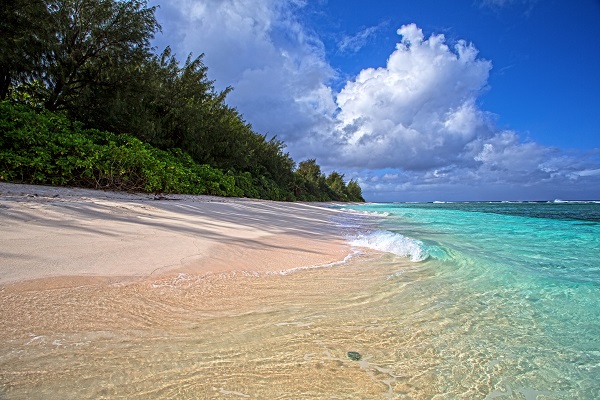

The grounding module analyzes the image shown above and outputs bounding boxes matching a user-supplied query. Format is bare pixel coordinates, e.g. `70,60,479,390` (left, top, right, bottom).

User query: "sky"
148,0,600,202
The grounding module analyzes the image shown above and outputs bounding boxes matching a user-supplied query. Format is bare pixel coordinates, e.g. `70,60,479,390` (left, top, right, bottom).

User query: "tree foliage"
0,0,54,100
1,0,365,202
45,0,157,111
0,102,240,195
294,159,364,202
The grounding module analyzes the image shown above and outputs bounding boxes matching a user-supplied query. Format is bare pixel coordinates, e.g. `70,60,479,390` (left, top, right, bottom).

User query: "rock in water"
347,351,362,361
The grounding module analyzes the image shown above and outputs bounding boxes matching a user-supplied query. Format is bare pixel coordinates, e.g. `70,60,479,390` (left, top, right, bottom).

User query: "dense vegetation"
0,0,364,202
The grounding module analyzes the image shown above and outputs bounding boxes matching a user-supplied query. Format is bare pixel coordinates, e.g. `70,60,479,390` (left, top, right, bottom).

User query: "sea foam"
349,230,429,262
342,208,391,217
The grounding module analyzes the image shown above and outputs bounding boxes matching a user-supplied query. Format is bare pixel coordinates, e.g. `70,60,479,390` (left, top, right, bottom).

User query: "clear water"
338,201,600,398
1,202,599,398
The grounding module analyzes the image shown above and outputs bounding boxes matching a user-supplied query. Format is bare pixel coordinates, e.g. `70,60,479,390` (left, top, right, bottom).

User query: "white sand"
0,183,353,285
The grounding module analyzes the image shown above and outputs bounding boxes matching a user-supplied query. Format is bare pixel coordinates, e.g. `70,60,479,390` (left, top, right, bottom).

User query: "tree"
346,179,365,202
0,0,54,100
40,0,159,111
81,47,219,150
1,0,366,202
294,159,339,201
326,171,348,201
296,159,322,183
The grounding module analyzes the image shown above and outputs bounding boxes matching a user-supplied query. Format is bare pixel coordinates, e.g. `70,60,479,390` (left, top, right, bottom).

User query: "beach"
0,183,352,286
1,183,401,399
1,184,598,399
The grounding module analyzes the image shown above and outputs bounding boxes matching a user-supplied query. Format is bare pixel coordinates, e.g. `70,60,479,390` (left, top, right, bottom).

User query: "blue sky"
149,0,600,201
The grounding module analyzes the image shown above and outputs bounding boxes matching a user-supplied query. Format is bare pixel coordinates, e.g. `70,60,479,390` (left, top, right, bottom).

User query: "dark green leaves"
0,102,241,196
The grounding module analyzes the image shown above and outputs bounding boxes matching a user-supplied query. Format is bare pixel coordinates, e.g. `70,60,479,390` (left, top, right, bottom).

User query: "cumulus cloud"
150,1,599,200
324,24,600,199
332,24,494,170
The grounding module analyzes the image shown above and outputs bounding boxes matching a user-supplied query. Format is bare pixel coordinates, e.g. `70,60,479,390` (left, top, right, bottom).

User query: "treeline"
0,0,364,202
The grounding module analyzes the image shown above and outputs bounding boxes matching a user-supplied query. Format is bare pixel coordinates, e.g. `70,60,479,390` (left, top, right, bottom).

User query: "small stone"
347,351,362,361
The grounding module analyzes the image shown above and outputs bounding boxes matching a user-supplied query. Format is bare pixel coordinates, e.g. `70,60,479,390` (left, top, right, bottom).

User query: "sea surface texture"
0,202,598,398
340,201,600,398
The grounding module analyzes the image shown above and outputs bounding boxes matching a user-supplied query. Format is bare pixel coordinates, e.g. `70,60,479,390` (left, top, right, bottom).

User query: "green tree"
294,159,337,201
77,47,218,149
346,179,365,202
0,0,54,100
40,0,158,111
326,171,348,201
296,159,322,183
1,0,365,203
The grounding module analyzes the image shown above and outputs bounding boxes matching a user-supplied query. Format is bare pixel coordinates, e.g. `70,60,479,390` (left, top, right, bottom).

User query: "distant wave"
552,199,600,204
349,230,429,262
342,208,391,217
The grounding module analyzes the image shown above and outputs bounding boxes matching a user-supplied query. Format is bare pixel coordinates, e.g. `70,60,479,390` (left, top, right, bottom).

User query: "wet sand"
0,256,424,399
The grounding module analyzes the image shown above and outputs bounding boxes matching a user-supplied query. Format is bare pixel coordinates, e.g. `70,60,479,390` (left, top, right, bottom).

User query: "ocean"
1,201,598,398
336,201,600,398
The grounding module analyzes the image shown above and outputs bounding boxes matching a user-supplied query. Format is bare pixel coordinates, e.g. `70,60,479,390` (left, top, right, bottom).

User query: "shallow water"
1,202,599,399
0,259,426,399
340,202,600,398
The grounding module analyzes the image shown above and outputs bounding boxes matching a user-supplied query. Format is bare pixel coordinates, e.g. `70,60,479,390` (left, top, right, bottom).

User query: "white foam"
349,230,429,262
552,199,600,204
342,208,391,217
272,251,361,276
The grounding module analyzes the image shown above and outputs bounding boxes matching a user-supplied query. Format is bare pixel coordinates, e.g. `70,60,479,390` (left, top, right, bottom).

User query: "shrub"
0,101,241,196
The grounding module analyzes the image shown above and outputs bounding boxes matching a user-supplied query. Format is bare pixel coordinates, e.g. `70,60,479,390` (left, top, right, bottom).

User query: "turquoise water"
340,201,600,398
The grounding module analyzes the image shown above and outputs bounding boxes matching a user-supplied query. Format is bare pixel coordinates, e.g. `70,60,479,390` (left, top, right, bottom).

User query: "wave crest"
343,209,391,217
349,230,429,262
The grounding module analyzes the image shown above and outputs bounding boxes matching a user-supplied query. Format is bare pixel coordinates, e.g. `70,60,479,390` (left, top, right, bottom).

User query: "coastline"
0,182,354,287
2,187,598,398
2,182,412,398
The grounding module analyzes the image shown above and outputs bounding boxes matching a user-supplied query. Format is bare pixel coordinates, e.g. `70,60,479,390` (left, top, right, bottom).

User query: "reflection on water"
0,253,598,399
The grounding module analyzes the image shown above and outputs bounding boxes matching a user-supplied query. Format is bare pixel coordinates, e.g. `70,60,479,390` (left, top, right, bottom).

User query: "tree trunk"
0,71,10,100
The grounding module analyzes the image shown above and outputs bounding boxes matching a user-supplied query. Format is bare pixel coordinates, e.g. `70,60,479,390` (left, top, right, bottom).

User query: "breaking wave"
342,208,391,217
349,230,429,262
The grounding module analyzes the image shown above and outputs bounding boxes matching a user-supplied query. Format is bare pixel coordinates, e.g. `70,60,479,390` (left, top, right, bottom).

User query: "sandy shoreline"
1,183,409,399
0,183,354,287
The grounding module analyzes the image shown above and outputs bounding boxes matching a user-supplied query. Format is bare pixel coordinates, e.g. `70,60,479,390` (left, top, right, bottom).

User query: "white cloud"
150,2,599,200
478,0,540,18
338,23,386,53
326,24,600,199
574,169,600,177
332,24,494,170
480,0,513,7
